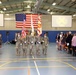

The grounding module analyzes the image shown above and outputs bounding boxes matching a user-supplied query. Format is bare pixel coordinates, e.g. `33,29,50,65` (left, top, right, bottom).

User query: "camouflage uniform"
42,36,49,55
29,35,35,55
35,35,41,55
22,37,28,56
26,34,31,55
15,33,22,56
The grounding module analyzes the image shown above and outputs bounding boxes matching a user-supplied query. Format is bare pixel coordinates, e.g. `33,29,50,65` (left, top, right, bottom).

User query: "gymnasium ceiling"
0,0,76,16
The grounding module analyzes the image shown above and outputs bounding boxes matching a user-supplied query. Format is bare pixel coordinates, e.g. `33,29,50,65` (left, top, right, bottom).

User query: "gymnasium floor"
0,43,76,75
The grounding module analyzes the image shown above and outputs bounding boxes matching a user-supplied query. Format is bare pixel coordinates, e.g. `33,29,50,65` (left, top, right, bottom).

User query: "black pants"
72,46,76,56
68,44,72,54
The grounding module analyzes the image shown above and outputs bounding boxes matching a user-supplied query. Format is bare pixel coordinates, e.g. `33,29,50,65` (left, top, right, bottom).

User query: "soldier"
42,33,49,55
22,36,28,56
35,35,41,55
26,31,32,55
29,32,35,55
15,32,22,56
41,36,45,54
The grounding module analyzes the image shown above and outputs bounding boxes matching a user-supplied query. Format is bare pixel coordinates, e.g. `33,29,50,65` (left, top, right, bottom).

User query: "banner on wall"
0,14,3,26
52,15,72,27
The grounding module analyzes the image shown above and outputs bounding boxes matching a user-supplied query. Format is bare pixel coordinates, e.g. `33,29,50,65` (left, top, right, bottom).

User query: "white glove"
25,41,26,43
31,41,33,44
20,43,22,45
67,43,69,46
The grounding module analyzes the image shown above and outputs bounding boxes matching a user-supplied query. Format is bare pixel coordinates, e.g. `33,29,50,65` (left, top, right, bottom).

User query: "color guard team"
15,31,49,56
0,31,76,56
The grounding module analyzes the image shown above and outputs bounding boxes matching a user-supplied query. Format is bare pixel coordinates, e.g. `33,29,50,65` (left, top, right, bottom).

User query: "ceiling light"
0,11,4,13
0,1,2,4
6,14,9,16
18,9,22,11
3,8,6,10
27,5,31,8
50,12,53,14
71,0,76,2
73,14,76,16
47,9,50,12
23,1,32,3
52,2,56,6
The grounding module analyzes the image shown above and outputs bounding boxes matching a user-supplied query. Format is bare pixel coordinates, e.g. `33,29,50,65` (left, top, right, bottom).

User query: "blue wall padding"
0,30,76,43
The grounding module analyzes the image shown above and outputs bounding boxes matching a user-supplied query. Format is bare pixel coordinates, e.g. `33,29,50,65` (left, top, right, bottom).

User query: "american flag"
15,14,38,28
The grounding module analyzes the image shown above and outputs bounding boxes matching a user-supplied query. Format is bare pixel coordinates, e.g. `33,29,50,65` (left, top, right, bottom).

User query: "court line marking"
60,61,76,70
0,61,11,68
32,56,40,75
0,60,74,63
0,56,76,61
0,66,70,70
0,58,76,71
0,59,76,71
27,60,31,75
28,67,30,75
0,58,75,62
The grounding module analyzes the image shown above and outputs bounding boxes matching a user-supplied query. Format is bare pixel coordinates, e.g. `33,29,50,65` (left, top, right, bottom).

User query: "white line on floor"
32,56,40,75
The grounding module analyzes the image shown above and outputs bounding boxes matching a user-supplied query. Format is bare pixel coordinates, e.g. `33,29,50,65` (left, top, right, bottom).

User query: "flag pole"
31,14,34,36
21,14,26,39
37,15,42,36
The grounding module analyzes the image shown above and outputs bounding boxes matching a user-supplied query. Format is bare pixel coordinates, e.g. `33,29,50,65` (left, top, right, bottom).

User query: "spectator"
66,31,73,54
0,34,2,48
72,33,76,56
